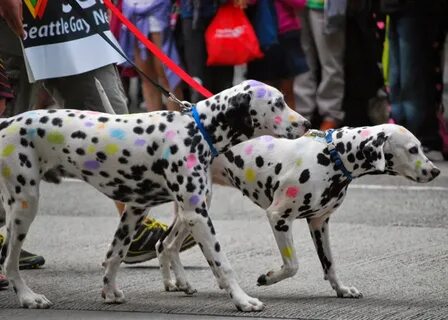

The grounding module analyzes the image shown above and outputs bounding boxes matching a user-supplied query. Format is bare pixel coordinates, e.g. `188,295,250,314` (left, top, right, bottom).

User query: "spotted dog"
0,80,310,311
159,124,440,299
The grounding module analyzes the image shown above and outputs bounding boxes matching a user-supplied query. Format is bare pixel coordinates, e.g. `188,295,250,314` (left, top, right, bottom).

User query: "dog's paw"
336,286,363,299
176,280,197,295
102,288,125,304
164,280,197,295
234,294,265,312
19,292,53,309
256,271,275,286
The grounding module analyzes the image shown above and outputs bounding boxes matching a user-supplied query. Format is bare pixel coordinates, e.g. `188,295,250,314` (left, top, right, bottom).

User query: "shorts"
247,29,309,81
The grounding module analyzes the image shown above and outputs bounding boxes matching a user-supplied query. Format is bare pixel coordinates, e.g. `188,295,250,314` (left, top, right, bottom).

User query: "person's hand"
233,0,249,9
0,99,7,117
0,0,25,38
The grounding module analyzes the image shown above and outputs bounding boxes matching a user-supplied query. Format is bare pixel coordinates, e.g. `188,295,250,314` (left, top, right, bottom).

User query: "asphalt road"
0,162,447,320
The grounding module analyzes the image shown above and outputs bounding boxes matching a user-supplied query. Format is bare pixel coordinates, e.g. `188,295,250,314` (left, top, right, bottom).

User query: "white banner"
22,0,125,82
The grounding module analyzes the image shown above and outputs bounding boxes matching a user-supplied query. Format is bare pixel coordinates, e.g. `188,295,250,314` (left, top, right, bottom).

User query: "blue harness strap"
191,105,219,158
325,129,353,181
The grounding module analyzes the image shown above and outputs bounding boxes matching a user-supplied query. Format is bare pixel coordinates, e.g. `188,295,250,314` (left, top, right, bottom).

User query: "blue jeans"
388,13,442,149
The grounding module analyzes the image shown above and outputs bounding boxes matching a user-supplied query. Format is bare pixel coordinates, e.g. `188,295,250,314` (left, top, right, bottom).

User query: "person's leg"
0,22,45,273
181,18,208,102
151,31,183,111
134,37,163,112
388,14,404,125
294,8,320,121
308,9,345,128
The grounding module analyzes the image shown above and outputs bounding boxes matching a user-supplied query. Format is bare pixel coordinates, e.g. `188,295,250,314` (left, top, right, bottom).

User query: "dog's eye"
408,146,418,154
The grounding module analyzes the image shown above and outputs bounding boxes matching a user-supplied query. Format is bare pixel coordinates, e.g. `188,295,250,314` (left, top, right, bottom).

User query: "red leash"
103,0,213,99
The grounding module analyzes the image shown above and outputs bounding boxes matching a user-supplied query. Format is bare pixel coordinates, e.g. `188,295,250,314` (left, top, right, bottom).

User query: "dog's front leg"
257,210,298,286
102,206,146,304
180,201,264,312
3,196,53,309
307,215,362,298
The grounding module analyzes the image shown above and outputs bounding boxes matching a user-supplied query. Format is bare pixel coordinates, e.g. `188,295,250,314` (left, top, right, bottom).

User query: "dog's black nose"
430,168,440,178
304,120,312,131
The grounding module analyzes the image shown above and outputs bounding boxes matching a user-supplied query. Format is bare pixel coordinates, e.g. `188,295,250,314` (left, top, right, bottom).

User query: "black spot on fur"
299,169,310,183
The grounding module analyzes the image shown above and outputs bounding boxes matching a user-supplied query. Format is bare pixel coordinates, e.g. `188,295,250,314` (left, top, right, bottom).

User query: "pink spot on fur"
165,130,176,141
286,186,299,198
360,130,370,138
244,145,253,155
274,116,282,125
186,154,197,169
86,111,100,115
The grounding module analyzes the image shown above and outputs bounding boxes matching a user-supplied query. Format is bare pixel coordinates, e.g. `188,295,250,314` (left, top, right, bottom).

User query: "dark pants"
388,12,442,150
181,18,234,102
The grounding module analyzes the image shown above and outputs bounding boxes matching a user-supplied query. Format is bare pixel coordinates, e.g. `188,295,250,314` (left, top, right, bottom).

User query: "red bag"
205,3,263,66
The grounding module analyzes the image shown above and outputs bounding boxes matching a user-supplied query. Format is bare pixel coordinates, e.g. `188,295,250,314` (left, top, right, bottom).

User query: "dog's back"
212,133,347,218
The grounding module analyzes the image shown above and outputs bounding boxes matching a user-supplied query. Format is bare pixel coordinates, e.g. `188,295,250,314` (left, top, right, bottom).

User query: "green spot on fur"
105,144,119,155
415,160,422,169
47,132,65,144
2,166,11,177
2,144,15,157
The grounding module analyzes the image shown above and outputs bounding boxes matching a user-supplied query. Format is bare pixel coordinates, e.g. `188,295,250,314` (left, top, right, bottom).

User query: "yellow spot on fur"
97,123,106,129
415,160,422,169
288,114,297,122
105,144,119,155
47,132,65,144
398,126,407,133
6,124,20,134
295,159,302,167
21,201,28,209
2,144,15,157
245,168,256,183
281,247,294,259
87,145,96,154
2,166,11,177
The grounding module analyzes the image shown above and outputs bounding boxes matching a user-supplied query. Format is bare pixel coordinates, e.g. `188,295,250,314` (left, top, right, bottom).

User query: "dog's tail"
95,78,116,115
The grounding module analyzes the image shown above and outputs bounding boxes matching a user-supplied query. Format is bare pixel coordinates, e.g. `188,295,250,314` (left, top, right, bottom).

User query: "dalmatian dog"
0,80,311,311
157,124,440,299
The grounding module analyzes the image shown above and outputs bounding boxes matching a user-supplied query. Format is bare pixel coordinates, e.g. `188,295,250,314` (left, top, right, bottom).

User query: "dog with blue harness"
159,124,440,300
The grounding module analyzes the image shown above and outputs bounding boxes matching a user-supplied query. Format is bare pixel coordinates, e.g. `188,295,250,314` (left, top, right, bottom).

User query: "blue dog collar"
191,105,219,158
325,129,353,181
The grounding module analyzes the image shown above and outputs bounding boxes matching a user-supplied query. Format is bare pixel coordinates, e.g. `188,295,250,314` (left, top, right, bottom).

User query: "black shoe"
19,249,45,270
0,234,45,270
123,218,196,264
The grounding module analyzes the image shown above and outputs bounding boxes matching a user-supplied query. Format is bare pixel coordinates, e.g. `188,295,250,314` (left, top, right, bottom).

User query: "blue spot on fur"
110,128,125,140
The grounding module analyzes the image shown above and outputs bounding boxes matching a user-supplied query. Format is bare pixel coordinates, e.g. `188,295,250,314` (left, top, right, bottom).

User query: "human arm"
0,0,25,38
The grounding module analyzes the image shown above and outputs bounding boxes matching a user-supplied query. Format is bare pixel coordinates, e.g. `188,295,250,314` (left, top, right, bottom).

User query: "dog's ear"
361,132,387,172
226,92,254,138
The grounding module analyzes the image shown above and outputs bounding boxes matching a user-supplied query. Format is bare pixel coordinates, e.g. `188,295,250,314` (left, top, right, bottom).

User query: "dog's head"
198,80,310,144
233,80,310,139
355,124,440,182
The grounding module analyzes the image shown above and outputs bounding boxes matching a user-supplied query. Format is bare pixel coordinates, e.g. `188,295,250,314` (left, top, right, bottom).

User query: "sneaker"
0,272,8,290
123,217,196,264
0,234,45,270
320,119,338,131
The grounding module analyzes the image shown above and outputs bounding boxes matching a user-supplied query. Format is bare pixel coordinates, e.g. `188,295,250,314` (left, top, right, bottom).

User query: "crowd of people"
0,0,447,289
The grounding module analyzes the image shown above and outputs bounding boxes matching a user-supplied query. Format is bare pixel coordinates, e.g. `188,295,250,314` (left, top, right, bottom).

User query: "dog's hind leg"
307,215,362,298
180,202,264,312
257,209,298,286
156,215,196,295
3,191,52,308
102,205,146,304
